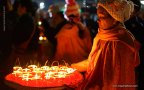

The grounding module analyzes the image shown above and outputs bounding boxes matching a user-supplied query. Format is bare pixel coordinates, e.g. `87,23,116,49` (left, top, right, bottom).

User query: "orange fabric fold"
78,27,140,90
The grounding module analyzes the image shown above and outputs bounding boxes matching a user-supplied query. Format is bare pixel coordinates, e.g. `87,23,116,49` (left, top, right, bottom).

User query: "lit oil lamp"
33,68,44,74
57,71,67,78
41,66,50,72
21,73,32,81
50,66,59,71
45,73,51,79
45,71,56,79
22,68,31,74
32,73,42,80
13,66,22,70
66,68,76,74
12,66,23,76
28,65,37,70
12,70,23,77
11,63,78,82
6,62,84,88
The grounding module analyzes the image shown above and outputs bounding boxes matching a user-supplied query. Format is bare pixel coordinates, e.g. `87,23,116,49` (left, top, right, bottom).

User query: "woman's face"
97,6,118,30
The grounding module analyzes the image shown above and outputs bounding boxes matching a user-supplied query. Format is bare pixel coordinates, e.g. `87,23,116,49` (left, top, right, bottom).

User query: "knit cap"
64,0,81,19
98,0,134,22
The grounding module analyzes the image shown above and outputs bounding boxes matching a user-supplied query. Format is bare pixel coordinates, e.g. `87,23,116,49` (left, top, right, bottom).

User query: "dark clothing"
27,26,39,52
0,11,19,76
0,11,18,90
7,13,35,68
125,16,144,42
0,5,35,90
82,18,98,39
125,16,144,90
44,19,68,48
13,13,34,46
125,16,144,64
0,11,18,61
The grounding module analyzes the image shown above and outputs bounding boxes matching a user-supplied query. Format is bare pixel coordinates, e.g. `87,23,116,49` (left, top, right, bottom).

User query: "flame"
12,61,76,81
39,36,43,41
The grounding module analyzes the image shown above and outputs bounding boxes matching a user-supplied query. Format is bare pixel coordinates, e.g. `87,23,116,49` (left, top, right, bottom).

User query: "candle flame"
12,61,76,81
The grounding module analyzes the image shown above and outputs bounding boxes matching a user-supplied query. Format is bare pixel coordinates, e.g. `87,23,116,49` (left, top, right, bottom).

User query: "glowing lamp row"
12,65,76,81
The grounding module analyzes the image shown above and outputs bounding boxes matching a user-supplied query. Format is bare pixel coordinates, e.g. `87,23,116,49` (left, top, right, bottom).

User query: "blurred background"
9,0,144,19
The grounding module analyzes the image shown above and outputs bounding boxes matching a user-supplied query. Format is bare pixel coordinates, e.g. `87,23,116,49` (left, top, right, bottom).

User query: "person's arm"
71,59,89,72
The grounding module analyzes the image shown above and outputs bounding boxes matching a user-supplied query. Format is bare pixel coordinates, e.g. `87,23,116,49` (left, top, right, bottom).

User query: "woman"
72,0,140,90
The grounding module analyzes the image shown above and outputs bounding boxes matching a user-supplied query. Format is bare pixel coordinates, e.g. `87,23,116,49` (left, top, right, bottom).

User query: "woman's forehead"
97,5,112,18
97,6,107,13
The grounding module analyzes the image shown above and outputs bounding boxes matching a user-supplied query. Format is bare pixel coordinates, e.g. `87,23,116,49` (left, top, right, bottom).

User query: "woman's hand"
71,60,89,72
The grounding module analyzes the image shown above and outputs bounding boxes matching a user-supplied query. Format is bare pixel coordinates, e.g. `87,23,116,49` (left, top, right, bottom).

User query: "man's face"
68,15,80,23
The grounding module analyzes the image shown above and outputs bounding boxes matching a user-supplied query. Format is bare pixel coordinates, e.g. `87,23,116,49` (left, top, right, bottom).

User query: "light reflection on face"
49,12,53,18
97,6,118,30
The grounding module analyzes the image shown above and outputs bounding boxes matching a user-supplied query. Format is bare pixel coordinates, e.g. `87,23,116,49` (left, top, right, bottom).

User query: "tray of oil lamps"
5,64,83,89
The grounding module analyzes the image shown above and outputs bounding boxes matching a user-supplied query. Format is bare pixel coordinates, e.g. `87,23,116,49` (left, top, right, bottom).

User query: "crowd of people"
0,0,144,90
